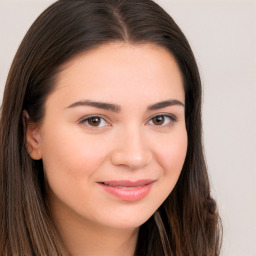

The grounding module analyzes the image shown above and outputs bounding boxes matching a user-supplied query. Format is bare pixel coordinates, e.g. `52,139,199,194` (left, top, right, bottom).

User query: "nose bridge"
111,125,152,169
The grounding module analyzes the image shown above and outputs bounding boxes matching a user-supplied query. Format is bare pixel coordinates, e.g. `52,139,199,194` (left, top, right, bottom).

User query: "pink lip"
98,179,154,202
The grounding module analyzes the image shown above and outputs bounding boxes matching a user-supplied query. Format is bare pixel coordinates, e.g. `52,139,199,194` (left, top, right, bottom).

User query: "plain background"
0,0,255,255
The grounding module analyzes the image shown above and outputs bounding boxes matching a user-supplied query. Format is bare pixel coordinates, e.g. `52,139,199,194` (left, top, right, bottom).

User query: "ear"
23,110,42,160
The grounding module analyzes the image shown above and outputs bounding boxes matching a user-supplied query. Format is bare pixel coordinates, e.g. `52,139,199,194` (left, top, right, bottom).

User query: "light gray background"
0,0,255,255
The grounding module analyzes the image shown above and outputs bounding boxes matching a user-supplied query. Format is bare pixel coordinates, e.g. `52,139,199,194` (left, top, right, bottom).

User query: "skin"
26,43,187,256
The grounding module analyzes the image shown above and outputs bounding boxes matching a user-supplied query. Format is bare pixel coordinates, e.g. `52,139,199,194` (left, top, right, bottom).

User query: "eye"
148,114,176,126
80,116,109,127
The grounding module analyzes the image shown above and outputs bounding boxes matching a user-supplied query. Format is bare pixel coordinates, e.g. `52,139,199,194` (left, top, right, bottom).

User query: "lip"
97,179,155,202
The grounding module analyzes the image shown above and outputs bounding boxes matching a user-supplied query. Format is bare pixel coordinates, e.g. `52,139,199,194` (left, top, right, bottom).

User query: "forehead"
50,42,184,106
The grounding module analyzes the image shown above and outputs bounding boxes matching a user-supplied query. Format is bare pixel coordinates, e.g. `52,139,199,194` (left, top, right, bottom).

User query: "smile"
97,179,155,202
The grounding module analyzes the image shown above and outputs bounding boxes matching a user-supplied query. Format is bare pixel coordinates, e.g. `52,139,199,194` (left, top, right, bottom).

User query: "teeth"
103,183,142,189
117,186,141,189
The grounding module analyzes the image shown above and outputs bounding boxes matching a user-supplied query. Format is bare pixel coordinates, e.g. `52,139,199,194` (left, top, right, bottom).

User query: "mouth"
97,179,155,202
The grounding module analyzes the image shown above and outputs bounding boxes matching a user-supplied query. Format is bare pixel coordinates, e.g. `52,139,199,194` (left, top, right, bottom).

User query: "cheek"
157,129,188,173
153,128,187,198
40,125,111,181
142,128,187,215
39,127,112,212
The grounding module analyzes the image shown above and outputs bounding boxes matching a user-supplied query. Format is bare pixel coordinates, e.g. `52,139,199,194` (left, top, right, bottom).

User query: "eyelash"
147,114,177,127
78,115,109,128
79,114,177,128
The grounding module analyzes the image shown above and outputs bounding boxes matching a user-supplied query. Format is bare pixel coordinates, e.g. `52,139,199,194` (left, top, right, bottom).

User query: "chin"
96,210,154,230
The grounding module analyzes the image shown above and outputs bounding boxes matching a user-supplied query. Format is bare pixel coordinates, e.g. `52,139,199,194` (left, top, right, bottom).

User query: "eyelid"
146,113,177,126
77,113,177,128
78,114,111,127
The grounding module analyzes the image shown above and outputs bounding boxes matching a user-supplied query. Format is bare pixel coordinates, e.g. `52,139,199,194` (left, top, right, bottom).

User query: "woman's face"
28,43,187,230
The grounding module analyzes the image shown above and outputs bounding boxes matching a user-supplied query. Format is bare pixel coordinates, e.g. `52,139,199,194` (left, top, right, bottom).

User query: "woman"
0,0,222,255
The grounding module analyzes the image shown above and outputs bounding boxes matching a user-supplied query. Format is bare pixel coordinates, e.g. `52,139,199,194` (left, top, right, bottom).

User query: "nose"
110,127,153,170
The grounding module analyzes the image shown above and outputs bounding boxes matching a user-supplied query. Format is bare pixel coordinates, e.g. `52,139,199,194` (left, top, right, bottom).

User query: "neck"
61,220,139,256
49,196,139,256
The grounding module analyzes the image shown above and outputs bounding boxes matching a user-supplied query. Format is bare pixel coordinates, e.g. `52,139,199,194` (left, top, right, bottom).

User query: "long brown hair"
0,0,222,255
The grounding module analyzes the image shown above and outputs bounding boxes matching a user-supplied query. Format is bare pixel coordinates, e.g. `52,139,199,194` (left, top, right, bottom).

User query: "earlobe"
23,110,42,160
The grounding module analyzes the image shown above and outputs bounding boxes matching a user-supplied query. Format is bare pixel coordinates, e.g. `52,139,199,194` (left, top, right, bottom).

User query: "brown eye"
152,115,165,125
148,114,176,126
81,116,108,127
88,117,101,126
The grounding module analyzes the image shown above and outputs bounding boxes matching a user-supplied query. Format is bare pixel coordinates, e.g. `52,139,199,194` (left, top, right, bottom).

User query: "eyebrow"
67,100,121,112
67,99,184,112
147,99,184,110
